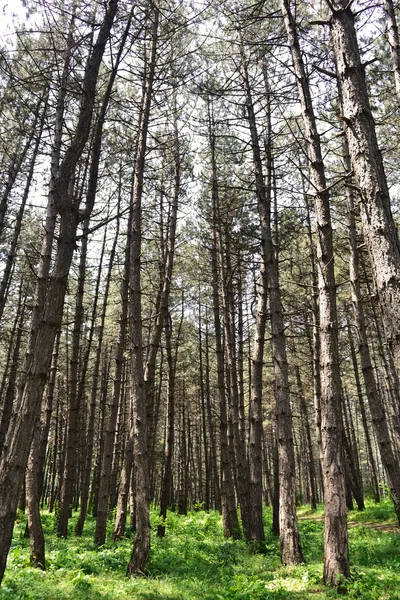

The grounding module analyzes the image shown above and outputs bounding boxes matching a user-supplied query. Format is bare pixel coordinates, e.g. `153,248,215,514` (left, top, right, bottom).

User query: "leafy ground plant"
0,499,399,599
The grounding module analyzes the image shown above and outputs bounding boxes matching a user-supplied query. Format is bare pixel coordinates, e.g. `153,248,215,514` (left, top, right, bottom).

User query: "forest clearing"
1,500,399,600
1,0,400,597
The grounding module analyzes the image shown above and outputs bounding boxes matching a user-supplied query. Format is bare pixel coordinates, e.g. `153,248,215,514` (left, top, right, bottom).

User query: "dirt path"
347,521,399,533
299,515,399,534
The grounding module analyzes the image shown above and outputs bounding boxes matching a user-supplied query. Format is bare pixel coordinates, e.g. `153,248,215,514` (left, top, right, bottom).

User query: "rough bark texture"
96,207,129,545
296,366,318,509
242,51,302,559
157,313,175,537
208,99,241,540
26,425,45,569
113,436,133,541
383,0,400,105
329,1,400,383
241,56,267,546
343,139,400,522
126,4,159,576
0,1,118,583
280,0,349,584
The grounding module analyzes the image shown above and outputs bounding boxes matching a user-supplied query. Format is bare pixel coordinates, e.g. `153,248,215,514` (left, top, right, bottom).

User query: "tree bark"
96,202,130,546
208,98,241,540
280,0,349,583
328,1,400,383
218,224,251,539
75,222,117,536
241,52,303,560
295,366,318,509
383,0,400,105
126,3,159,576
0,2,118,583
0,92,47,321
157,313,176,537
26,424,46,569
0,289,25,456
56,219,92,537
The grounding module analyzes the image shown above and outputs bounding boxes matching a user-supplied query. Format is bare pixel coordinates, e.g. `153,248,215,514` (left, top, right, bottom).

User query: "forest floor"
0,498,399,600
298,511,400,533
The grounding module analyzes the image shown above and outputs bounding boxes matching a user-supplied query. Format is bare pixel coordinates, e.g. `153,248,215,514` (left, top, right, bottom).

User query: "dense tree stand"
1,0,400,591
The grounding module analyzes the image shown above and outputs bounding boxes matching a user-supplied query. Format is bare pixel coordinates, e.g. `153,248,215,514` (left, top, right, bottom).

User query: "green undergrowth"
0,498,399,599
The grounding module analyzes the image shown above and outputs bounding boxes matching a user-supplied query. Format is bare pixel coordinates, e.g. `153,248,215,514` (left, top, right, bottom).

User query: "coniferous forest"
0,0,400,598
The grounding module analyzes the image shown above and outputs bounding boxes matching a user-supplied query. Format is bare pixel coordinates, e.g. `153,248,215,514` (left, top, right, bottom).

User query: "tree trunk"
157,313,176,537
0,2,118,583
126,4,159,576
204,310,221,511
280,0,349,583
241,53,302,560
383,0,400,105
56,219,92,537
329,1,400,383
113,436,133,541
295,366,318,509
0,289,25,455
341,122,400,521
75,218,118,536
26,423,46,569
0,92,47,321
198,297,210,511
208,98,241,539
95,200,130,545
26,330,61,567
176,390,186,514
347,321,380,502
144,98,180,484
304,192,323,472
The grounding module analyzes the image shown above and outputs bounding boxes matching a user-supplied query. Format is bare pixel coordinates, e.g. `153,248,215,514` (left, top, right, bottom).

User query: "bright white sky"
0,0,26,36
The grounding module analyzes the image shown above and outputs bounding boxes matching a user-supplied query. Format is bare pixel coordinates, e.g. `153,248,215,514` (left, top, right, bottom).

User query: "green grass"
0,499,399,599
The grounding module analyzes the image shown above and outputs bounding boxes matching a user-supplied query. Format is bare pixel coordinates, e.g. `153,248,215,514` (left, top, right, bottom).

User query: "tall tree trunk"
177,386,189,514
157,313,176,537
113,436,133,541
75,221,117,536
0,93,48,321
218,227,251,539
0,2,118,583
280,0,349,583
91,350,111,518
95,197,130,546
26,424,46,569
205,309,221,511
383,0,400,106
328,1,400,383
56,219,92,537
144,99,180,480
342,125,400,521
126,4,159,576
304,192,323,471
241,53,302,561
295,366,318,509
198,296,210,511
0,289,25,455
208,98,241,540
112,203,134,542
26,330,61,568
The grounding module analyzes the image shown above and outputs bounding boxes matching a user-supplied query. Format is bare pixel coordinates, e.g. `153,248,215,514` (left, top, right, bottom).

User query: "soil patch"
299,514,399,534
